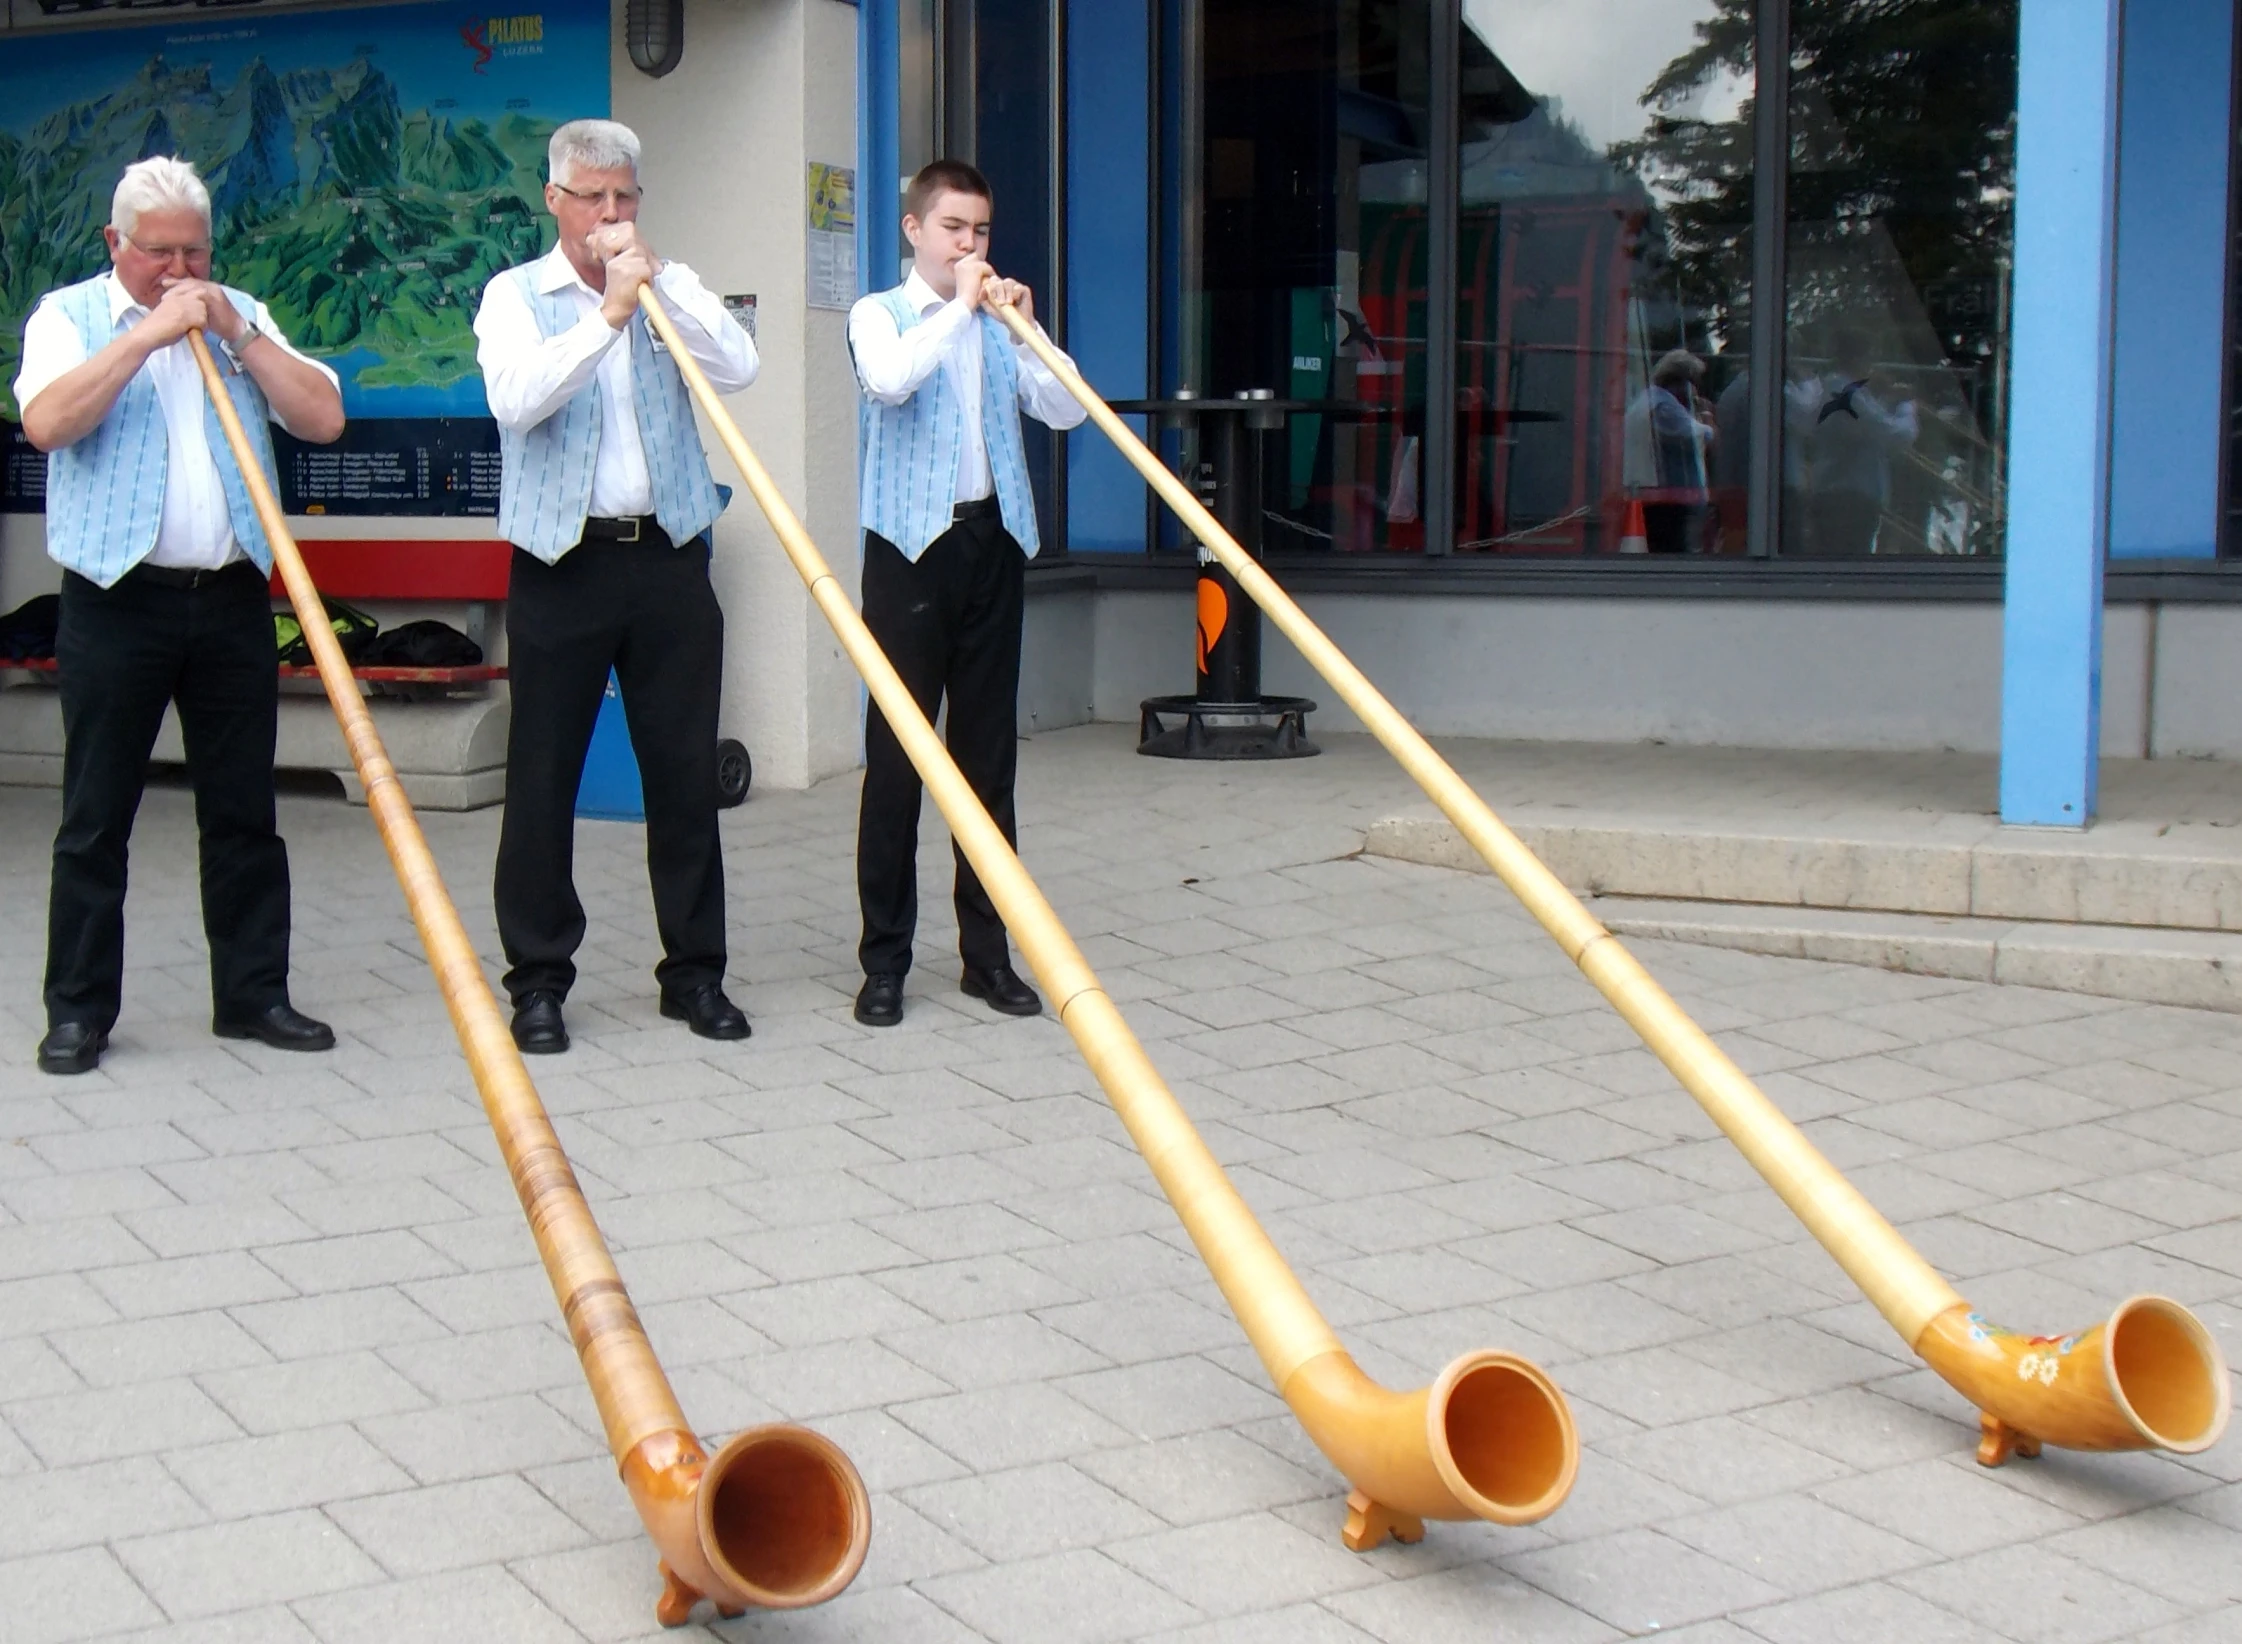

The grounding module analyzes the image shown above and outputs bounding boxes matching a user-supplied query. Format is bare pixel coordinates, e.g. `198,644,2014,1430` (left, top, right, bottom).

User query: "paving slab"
0,726,2238,1640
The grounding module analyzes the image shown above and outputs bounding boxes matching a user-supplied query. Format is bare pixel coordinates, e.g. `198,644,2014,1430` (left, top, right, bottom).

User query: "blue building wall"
2109,0,2235,562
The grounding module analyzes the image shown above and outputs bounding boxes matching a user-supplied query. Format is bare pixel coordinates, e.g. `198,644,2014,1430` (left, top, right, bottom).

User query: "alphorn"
638,286,1577,1547
997,302,2233,1470
186,331,871,1625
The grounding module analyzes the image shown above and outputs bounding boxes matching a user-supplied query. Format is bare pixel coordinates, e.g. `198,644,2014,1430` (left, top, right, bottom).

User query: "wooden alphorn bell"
990,299,2232,1471
186,330,870,1625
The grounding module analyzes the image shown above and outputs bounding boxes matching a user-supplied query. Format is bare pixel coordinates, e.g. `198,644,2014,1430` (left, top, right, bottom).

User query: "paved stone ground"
1,723,2238,1644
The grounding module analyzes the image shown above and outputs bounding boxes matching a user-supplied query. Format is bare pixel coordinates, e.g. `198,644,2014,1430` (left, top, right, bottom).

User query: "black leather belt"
582,515,666,544
952,496,1001,522
129,561,250,589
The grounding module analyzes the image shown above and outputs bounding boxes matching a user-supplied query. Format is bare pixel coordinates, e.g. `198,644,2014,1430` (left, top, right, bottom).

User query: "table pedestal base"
1137,694,1319,760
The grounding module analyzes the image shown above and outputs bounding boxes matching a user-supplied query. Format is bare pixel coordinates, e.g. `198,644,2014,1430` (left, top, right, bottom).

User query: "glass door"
1162,0,1436,555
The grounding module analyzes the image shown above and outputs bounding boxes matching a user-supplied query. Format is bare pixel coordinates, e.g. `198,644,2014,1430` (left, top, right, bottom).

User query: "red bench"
271,537,512,686
8,538,510,686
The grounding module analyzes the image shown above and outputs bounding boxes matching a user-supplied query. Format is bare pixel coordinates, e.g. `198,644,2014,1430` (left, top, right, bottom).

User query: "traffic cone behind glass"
1619,498,1649,555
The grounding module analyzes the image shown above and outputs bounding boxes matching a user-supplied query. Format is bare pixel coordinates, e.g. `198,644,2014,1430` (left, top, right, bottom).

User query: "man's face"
546,163,642,271
105,206,214,310
903,189,992,292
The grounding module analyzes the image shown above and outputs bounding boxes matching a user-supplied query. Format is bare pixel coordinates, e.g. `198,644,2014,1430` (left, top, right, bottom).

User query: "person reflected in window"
1624,348,1712,553
1711,339,1752,555
1800,326,1918,556
1710,330,1821,556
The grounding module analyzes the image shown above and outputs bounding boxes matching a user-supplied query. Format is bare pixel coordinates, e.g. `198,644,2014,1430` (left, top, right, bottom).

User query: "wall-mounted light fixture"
626,0,685,77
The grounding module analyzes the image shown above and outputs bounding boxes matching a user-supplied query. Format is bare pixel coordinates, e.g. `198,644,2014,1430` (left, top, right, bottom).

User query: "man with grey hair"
13,156,345,1074
473,118,758,1054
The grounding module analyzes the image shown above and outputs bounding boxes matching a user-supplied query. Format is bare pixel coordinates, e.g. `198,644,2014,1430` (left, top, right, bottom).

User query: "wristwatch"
222,317,264,367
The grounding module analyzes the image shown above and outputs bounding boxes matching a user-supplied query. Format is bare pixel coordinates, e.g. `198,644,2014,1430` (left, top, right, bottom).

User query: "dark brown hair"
904,159,993,222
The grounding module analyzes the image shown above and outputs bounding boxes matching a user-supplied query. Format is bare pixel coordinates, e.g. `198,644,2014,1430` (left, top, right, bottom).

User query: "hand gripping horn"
636,286,1578,1547
989,301,2232,1471
186,331,870,1624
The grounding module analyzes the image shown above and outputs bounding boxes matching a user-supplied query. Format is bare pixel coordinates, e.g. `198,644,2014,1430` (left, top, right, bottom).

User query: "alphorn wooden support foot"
653,1562,747,1626
1976,1412,2042,1468
1341,1489,1425,1551
653,1562,717,1627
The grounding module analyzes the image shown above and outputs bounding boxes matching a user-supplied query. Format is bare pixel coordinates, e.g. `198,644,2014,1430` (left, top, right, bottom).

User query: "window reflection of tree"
1620,0,2018,557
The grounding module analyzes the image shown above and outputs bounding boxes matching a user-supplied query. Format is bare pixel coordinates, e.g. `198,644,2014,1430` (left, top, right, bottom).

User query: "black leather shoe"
37,1022,107,1076
661,984,751,1041
962,964,1042,1017
213,1004,336,1052
854,973,904,1027
510,991,569,1055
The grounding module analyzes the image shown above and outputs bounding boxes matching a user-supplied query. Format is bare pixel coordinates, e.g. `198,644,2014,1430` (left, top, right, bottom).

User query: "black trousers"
45,562,292,1031
495,533,727,1003
857,514,1025,977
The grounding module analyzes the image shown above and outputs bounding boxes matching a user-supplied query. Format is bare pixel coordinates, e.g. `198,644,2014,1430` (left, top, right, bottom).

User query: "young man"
15,157,345,1074
474,118,759,1054
846,159,1086,1028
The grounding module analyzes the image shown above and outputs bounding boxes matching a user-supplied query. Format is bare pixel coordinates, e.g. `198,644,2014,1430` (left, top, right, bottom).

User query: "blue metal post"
858,0,900,298
2109,0,2236,561
1999,0,2124,827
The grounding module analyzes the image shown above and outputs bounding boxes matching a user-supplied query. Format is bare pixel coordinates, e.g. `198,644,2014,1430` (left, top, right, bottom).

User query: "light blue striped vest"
42,277,279,589
857,286,1039,561
495,263,724,562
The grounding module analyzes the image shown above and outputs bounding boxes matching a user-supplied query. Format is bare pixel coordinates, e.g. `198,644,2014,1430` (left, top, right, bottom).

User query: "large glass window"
889,0,2019,561
1780,1,2016,557
1456,0,1755,555
1164,0,1435,555
1150,0,2016,559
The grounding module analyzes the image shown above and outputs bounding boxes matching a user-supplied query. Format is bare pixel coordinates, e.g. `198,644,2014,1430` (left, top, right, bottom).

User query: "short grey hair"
548,119,641,189
111,157,212,239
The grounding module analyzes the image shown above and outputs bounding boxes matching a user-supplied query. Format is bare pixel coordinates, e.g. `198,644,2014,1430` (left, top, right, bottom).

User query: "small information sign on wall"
807,163,857,311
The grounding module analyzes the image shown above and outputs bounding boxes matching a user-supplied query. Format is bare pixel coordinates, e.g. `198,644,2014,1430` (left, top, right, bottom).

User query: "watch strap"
222,317,264,367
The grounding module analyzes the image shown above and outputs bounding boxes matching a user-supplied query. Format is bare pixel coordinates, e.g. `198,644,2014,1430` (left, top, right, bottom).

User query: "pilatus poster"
0,0,609,515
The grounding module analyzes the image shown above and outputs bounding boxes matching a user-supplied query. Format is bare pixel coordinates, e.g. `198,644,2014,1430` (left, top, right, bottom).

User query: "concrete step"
1585,895,2242,1013
1365,812,2242,933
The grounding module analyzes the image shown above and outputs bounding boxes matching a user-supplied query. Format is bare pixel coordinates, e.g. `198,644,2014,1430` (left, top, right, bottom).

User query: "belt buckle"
618,517,642,543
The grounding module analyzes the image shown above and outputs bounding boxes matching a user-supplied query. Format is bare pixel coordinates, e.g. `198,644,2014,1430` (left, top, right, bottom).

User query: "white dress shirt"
474,247,758,519
847,268,1086,503
14,274,340,570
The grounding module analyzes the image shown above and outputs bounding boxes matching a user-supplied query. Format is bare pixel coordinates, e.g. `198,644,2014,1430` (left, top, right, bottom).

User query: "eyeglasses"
122,233,212,263
551,183,644,209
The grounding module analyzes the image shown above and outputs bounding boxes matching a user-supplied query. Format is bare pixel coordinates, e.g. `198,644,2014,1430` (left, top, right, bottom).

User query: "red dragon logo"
461,19,494,73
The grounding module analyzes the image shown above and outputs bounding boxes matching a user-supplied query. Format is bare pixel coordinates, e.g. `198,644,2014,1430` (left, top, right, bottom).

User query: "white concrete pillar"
616,0,864,792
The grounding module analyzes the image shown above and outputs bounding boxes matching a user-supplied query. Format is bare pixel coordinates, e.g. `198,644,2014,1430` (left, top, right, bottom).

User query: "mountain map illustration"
0,0,608,423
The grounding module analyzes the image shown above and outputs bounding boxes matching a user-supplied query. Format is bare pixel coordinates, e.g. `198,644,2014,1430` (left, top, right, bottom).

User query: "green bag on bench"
274,598,378,666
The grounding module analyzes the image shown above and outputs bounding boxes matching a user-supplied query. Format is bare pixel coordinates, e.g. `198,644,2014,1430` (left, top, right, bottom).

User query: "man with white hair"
14,156,344,1075
473,118,758,1054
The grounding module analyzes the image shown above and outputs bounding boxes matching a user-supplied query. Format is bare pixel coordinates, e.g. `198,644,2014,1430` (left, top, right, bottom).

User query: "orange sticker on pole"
1196,576,1227,676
